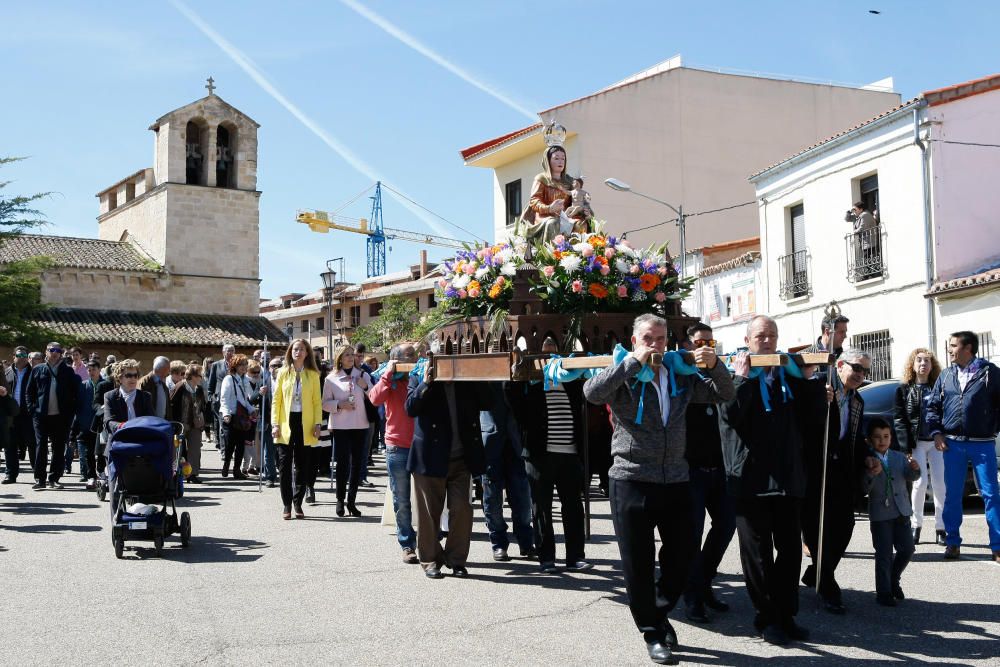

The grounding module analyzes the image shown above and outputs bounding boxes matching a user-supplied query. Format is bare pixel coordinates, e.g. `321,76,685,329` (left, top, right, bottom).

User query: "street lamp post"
321,265,337,361
604,178,687,279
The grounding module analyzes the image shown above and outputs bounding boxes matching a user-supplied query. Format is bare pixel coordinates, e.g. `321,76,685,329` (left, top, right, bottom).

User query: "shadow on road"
165,535,270,563
0,523,102,534
0,501,100,515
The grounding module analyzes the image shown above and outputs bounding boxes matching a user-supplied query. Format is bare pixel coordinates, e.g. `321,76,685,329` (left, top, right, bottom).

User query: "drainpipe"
914,102,937,352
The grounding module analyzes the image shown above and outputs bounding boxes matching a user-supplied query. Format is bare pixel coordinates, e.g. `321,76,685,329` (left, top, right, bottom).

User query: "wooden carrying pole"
815,357,835,593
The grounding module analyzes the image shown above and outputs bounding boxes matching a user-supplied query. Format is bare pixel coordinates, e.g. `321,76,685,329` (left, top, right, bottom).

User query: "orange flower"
467,280,481,292
588,283,609,299
489,283,502,299
590,235,607,248
593,255,608,267
553,250,564,260
639,273,661,292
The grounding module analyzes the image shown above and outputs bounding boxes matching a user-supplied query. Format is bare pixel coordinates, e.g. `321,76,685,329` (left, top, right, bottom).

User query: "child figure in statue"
567,177,594,223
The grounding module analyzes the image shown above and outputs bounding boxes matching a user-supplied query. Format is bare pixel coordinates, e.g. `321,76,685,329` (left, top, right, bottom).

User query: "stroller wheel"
180,512,191,548
153,533,164,556
114,538,124,559
97,486,106,502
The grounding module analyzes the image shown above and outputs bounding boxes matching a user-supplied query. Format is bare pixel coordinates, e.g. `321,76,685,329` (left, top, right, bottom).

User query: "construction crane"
297,181,470,278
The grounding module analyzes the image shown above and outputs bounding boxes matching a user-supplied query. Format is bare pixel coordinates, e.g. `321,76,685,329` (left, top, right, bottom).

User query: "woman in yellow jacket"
271,338,323,520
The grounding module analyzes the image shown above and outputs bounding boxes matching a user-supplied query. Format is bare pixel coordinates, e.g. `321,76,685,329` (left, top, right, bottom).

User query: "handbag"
233,379,253,431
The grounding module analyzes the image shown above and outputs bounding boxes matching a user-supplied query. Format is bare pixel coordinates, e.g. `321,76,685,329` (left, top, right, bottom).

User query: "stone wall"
97,186,168,262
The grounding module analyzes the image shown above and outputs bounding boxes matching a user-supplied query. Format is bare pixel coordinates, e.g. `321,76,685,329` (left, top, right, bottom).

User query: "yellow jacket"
271,367,323,446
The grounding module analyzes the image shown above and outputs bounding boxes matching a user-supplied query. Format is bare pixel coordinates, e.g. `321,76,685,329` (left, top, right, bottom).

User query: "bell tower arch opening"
185,119,208,185
215,122,237,188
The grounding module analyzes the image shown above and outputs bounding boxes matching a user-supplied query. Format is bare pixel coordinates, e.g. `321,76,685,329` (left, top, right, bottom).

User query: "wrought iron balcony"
845,226,885,282
777,250,810,300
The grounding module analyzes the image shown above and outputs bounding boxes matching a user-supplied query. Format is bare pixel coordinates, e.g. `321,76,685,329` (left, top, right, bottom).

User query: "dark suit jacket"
404,376,491,478
504,379,585,463
25,362,80,421
138,372,173,420
90,378,114,433
206,359,229,407
103,389,154,438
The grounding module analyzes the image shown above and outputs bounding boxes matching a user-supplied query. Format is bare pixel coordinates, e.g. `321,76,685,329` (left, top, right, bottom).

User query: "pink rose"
468,287,481,298
463,263,477,275
658,266,668,276
495,276,506,286
655,291,667,303
571,280,583,293
476,249,486,260
630,265,641,275
581,245,594,257
542,265,555,278
458,289,468,299
599,264,611,276
437,278,448,288
617,285,628,298
553,235,566,245
604,248,616,259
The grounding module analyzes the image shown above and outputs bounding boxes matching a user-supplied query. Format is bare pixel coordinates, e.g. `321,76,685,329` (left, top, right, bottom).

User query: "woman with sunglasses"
103,360,154,437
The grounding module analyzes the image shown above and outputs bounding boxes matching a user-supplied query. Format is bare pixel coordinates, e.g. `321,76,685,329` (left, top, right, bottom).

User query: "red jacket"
368,373,414,448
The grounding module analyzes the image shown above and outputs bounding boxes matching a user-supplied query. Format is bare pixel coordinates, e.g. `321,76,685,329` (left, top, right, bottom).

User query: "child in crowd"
863,417,921,606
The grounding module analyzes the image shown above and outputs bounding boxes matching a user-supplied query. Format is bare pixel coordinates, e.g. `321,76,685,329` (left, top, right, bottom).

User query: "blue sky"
3,1,999,296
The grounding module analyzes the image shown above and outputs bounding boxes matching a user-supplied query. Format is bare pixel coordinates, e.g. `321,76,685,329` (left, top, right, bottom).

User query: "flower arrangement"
437,242,521,318
529,223,694,315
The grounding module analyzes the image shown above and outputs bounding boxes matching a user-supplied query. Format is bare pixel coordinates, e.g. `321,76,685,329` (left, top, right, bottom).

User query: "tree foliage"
0,157,73,348
350,294,454,355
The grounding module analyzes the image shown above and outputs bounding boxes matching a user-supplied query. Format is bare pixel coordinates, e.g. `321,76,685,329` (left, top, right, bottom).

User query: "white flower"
572,242,593,254
631,290,647,302
452,274,471,289
559,254,582,273
615,259,630,273
500,262,516,277
496,248,514,264
475,267,489,280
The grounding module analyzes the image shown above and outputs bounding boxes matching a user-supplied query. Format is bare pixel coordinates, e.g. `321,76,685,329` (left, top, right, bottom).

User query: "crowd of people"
1,315,998,665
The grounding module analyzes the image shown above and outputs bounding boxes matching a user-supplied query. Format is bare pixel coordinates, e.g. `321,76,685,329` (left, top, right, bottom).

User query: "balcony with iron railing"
845,226,885,282
777,249,810,300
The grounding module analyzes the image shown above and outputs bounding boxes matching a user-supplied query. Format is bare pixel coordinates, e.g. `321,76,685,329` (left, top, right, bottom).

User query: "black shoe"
892,585,905,600
520,547,539,559
781,619,810,641
704,592,730,612
661,620,678,650
448,565,469,578
347,503,361,517
187,476,202,484
305,487,316,504
935,530,947,546
1,477,14,485
685,602,710,624
912,527,921,544
221,467,230,478
266,480,276,488
761,624,789,646
801,565,816,588
876,594,897,607
232,471,247,480
424,566,444,579
32,481,46,491
359,480,375,488
822,597,846,615
336,501,345,517
643,635,673,665
943,545,961,559
47,480,64,490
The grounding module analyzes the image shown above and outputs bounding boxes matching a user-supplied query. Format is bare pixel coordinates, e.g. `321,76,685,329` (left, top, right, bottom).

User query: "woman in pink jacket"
322,345,371,517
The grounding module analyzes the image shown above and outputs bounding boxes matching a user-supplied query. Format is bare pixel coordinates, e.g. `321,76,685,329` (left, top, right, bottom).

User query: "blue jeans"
480,405,533,552
385,445,415,550
261,428,277,481
942,438,1000,551
685,466,736,605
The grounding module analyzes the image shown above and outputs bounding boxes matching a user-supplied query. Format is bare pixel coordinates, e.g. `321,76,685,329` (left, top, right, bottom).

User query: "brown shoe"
402,548,419,564
943,545,960,559
993,551,1000,565
282,506,292,520
294,504,305,519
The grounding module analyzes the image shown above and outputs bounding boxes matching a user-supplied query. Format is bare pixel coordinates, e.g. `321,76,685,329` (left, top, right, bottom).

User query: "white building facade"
750,74,1000,379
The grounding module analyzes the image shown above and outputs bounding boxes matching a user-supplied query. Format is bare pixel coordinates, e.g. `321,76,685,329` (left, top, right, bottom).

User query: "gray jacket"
864,449,920,522
584,356,735,484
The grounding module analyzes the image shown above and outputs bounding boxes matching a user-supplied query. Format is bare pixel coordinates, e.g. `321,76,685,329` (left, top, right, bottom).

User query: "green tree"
351,295,420,354
0,157,70,348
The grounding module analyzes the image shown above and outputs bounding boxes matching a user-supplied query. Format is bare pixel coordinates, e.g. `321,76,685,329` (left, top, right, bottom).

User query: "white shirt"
119,387,137,421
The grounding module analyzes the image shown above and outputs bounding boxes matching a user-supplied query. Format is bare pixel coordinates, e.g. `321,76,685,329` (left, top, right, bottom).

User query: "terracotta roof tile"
927,267,1000,297
33,308,288,347
460,124,542,162
0,234,157,272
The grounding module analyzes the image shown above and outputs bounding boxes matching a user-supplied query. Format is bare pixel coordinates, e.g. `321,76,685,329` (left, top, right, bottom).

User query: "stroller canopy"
108,416,176,482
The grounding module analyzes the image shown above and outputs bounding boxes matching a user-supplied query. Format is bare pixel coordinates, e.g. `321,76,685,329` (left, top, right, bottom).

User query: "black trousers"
734,495,802,627
221,420,248,473
333,428,367,504
525,453,585,565
684,466,737,606
77,430,98,480
610,479,694,634
801,494,855,602
33,414,70,483
12,413,35,467
276,412,308,508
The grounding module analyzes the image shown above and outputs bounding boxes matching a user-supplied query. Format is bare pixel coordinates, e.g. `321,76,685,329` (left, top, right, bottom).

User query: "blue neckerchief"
410,358,429,384
610,344,698,424
724,351,802,412
371,361,408,389
538,353,601,390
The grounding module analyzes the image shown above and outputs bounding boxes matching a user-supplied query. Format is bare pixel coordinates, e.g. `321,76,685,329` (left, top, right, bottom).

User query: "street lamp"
321,264,337,360
604,178,687,279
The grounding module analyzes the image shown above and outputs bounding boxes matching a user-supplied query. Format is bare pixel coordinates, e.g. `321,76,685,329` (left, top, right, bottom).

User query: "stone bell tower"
96,78,262,316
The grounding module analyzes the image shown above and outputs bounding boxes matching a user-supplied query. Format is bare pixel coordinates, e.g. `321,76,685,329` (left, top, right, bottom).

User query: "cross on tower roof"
205,76,216,96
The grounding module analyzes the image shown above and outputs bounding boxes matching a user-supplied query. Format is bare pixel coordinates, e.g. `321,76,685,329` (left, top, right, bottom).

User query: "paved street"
2,447,998,666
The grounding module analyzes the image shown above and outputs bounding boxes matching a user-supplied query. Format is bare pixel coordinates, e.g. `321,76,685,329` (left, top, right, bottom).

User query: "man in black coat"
405,370,491,579
205,344,235,450
25,342,80,490
719,316,828,646
4,346,36,482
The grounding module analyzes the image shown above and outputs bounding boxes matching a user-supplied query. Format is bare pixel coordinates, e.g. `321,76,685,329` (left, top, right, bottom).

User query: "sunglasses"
122,372,139,379
692,339,717,349
48,347,64,354
14,353,28,359
846,362,870,376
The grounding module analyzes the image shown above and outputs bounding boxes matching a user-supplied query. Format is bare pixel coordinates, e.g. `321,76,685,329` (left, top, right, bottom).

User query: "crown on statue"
543,120,567,147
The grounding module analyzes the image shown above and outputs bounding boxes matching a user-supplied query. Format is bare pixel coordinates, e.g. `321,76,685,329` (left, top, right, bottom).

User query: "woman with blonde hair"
322,344,372,517
894,347,944,545
271,339,323,520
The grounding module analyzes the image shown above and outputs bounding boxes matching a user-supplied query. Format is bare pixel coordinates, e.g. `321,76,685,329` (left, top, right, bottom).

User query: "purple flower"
445,287,459,298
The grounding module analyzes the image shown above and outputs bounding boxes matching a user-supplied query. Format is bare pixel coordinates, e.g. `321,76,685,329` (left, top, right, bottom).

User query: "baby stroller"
107,416,191,558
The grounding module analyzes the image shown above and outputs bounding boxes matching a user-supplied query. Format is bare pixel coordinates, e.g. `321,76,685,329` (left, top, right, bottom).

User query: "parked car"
858,378,1000,501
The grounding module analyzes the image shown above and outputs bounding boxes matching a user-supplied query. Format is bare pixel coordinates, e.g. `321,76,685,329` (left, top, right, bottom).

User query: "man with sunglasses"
801,349,871,614
5,346,36,481
25,342,81,490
